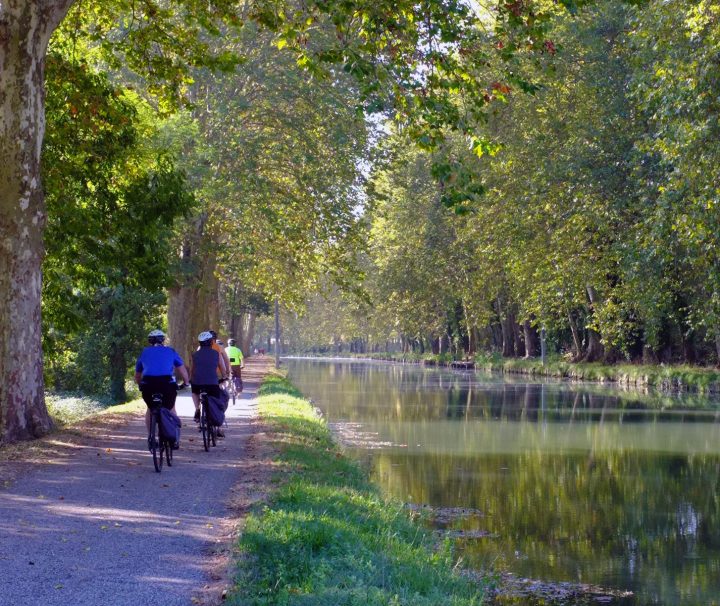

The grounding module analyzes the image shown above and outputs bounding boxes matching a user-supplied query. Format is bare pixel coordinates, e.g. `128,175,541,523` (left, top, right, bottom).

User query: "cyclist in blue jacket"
135,329,189,434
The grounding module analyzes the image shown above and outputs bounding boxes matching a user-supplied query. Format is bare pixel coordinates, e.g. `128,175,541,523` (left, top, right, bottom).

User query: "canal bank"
289,352,720,394
229,372,487,605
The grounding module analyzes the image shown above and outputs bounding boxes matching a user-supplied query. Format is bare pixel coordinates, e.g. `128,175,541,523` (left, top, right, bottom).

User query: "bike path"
0,359,272,606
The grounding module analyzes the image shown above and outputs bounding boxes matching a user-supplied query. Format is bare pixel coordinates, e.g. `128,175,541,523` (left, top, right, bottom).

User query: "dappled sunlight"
0,375,269,606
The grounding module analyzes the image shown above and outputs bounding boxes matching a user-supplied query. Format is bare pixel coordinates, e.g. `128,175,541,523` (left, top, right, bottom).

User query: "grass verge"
229,373,487,606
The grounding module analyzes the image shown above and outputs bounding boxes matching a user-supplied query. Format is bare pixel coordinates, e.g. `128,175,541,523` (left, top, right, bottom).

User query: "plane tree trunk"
0,1,73,442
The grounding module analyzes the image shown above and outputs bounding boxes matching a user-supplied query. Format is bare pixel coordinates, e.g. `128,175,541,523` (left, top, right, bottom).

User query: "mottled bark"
167,215,218,363
0,1,73,442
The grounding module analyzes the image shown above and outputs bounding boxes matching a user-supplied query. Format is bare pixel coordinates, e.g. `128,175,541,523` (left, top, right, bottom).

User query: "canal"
287,358,720,605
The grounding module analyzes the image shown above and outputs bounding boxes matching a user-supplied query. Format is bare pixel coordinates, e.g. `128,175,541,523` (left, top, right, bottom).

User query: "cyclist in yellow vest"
226,339,244,392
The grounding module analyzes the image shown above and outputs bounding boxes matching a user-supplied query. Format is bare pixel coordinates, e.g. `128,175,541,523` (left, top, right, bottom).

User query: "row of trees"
284,0,720,366
40,8,370,405
2,0,557,441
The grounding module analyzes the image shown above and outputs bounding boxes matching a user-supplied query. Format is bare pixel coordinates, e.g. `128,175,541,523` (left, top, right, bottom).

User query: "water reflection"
287,359,720,606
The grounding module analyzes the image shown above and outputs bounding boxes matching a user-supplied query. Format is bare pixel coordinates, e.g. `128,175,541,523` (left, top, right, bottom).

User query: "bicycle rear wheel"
165,439,173,466
151,416,162,473
210,423,217,447
201,399,210,452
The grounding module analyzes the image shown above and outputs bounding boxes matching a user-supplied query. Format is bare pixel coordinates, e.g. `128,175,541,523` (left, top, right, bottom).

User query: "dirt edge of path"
192,358,278,605
192,421,278,605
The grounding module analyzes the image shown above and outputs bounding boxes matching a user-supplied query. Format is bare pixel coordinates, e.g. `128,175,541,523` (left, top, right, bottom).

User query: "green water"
286,358,720,605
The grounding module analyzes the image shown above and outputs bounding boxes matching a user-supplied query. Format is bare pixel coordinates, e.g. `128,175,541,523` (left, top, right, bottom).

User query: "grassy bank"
474,354,720,394
230,374,486,606
45,391,142,427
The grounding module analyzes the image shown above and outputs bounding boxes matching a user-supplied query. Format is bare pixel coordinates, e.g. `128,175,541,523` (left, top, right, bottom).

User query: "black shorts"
191,384,221,398
140,376,177,409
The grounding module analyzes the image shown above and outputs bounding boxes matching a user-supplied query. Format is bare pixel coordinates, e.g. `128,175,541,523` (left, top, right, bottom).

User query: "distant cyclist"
225,339,244,392
190,331,227,423
134,329,189,443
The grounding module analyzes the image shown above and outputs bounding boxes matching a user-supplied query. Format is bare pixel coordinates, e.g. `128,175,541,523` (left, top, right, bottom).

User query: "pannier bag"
207,392,229,427
159,408,182,444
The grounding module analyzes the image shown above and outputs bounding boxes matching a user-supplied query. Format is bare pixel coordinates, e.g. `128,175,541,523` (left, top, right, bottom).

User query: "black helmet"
228,339,236,346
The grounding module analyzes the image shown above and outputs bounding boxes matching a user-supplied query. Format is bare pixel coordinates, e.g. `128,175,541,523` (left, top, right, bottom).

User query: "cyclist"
190,331,227,424
134,329,189,446
209,330,231,380
226,338,244,392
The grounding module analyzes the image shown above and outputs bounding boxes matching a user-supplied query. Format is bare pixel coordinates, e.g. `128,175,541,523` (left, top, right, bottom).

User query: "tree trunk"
243,312,256,355
584,286,604,362
109,341,127,403
167,215,217,363
0,2,72,442
523,320,538,358
512,316,524,358
496,298,515,357
567,311,583,361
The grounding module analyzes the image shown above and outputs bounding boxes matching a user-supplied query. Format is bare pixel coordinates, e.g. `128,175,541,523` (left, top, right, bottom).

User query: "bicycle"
199,388,217,452
225,375,237,407
147,383,185,472
148,394,173,473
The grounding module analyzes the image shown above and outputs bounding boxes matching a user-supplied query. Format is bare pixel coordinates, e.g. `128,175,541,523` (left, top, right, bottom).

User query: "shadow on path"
0,357,273,606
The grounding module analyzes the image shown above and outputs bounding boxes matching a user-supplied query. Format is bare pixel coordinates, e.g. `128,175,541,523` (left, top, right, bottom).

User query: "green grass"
230,374,487,606
45,390,144,427
474,356,720,394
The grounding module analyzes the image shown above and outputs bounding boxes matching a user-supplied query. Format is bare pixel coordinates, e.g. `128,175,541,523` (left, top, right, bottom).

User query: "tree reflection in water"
288,359,720,606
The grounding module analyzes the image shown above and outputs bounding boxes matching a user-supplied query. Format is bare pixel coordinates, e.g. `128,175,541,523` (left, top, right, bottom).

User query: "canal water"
286,358,720,606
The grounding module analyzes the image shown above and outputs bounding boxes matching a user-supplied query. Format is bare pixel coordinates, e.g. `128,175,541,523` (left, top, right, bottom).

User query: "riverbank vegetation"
230,374,486,605
280,0,720,372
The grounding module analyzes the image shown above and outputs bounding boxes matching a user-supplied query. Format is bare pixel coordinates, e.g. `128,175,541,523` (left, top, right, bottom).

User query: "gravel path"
0,359,271,606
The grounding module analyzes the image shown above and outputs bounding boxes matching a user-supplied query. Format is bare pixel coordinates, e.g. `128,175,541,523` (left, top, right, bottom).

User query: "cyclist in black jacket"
190,331,227,422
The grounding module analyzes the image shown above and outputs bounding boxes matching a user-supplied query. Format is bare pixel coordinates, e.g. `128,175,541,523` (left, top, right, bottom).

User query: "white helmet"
198,331,213,343
148,329,166,344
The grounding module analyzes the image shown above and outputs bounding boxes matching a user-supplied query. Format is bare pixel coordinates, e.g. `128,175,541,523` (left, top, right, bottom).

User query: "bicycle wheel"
231,383,236,406
165,439,173,466
210,423,217,447
201,399,210,452
151,415,162,472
